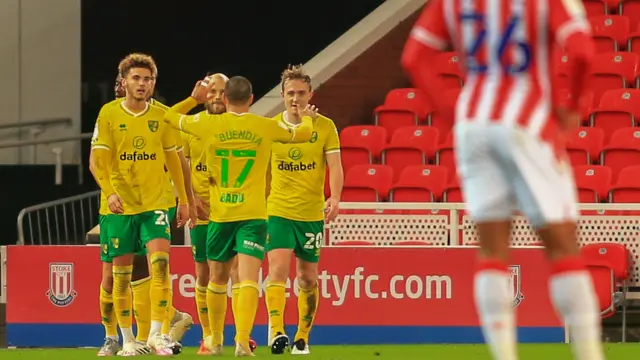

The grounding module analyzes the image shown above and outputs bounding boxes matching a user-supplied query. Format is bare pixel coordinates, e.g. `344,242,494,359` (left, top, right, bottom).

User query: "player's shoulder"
315,113,336,127
147,102,168,116
98,98,122,114
149,98,170,111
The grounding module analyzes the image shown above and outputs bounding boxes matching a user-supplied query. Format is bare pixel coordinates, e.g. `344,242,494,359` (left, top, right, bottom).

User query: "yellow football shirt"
166,102,313,223
181,111,211,225
91,100,178,215
267,112,340,221
96,98,181,215
150,98,183,210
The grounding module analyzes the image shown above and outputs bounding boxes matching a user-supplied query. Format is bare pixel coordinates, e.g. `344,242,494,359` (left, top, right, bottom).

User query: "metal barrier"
16,190,101,245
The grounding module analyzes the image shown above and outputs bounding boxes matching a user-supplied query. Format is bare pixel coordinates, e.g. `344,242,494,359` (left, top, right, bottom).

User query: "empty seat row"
339,164,640,204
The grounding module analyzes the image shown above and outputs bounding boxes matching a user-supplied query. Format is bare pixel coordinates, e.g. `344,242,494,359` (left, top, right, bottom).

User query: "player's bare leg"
291,259,318,355
145,239,174,356
205,259,234,355
537,222,604,360
97,262,120,356
266,249,293,354
234,254,262,357
195,258,211,354
474,221,517,360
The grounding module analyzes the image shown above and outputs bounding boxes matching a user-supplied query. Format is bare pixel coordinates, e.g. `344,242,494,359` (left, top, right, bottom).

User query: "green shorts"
207,219,267,262
266,216,324,263
100,209,172,261
190,223,208,263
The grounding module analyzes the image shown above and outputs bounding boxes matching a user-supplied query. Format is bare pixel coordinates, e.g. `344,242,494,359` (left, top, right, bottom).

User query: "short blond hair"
118,53,158,78
280,64,312,91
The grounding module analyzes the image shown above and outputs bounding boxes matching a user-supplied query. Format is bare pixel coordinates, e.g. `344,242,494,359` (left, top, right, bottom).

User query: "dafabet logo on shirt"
119,151,157,161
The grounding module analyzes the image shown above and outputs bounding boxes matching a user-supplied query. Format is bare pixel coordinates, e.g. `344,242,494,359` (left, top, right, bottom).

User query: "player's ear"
280,91,284,98
222,94,229,106
248,94,254,106
308,90,314,100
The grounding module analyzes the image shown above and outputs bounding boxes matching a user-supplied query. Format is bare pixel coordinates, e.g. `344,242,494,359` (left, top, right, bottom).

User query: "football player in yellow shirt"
91,73,195,356
265,65,343,355
165,76,315,356
91,53,190,356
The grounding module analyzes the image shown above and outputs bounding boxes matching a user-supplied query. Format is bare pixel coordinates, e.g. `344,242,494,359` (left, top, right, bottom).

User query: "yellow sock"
231,284,240,324
99,285,118,338
196,283,211,338
112,265,135,342
265,281,287,336
149,252,170,335
206,282,227,346
235,281,259,347
294,283,319,343
161,289,175,335
131,276,151,342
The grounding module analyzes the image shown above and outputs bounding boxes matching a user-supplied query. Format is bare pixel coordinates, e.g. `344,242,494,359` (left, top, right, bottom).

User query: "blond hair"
280,64,312,91
118,53,158,78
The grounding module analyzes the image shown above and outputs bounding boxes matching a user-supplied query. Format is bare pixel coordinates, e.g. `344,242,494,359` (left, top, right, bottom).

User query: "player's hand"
107,193,124,214
188,204,197,229
194,195,210,221
555,107,581,131
298,104,319,119
190,76,216,104
324,197,340,222
176,203,189,228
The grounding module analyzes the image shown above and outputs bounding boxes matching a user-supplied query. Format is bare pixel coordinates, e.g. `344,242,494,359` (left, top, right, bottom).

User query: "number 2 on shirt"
460,13,532,74
216,149,256,188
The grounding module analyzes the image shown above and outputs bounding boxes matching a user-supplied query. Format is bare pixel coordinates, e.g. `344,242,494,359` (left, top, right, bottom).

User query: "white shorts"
454,122,578,228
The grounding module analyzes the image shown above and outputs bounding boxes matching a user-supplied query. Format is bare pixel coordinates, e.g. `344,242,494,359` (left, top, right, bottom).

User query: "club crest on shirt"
508,265,525,307
46,262,77,307
148,120,159,132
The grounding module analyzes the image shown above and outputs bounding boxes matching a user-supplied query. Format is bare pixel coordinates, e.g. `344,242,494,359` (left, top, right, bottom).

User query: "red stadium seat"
428,89,459,142
442,177,463,202
374,88,430,141
555,52,572,89
584,0,608,17
590,89,640,142
582,242,629,336
382,126,439,180
389,165,449,202
342,164,393,202
573,165,612,202
589,53,639,102
584,263,615,317
434,52,464,89
589,15,631,52
565,127,605,165
608,165,640,202
619,0,640,30
340,126,387,173
600,127,640,181
435,131,456,178
627,31,640,58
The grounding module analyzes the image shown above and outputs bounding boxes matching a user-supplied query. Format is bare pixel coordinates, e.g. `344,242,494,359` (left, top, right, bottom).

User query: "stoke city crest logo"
508,265,525,307
46,262,77,307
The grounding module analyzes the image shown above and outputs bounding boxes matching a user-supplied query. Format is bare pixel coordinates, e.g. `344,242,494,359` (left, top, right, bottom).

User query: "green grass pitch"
0,343,638,359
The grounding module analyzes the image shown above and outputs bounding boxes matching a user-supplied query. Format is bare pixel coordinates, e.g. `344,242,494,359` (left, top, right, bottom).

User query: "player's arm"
550,0,595,111
400,0,455,116
177,143,195,206
269,116,313,144
162,130,189,206
265,154,272,199
325,122,343,201
91,108,116,197
164,97,213,137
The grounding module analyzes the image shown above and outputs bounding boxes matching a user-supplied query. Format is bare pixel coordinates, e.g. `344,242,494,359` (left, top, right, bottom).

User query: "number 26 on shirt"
460,13,532,74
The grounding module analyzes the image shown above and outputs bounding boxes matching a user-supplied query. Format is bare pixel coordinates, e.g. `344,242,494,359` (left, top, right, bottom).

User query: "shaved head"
205,73,229,114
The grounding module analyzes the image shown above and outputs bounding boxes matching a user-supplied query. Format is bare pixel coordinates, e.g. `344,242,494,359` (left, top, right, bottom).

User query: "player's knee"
195,262,209,286
267,250,292,281
101,274,114,293
537,222,579,260
209,261,230,285
131,255,150,281
297,263,318,289
229,266,240,285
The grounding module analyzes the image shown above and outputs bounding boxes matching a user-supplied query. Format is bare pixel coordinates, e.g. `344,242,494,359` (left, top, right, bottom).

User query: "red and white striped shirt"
404,0,593,141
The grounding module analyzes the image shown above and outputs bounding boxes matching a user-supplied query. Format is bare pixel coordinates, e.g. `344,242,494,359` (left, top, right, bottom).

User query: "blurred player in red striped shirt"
402,1,603,359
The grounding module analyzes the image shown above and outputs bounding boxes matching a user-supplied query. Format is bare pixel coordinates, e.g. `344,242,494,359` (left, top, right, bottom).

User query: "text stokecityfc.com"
168,267,453,306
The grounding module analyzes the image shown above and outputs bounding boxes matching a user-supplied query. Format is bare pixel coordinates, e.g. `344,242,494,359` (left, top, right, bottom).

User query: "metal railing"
0,117,71,130
16,190,101,245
